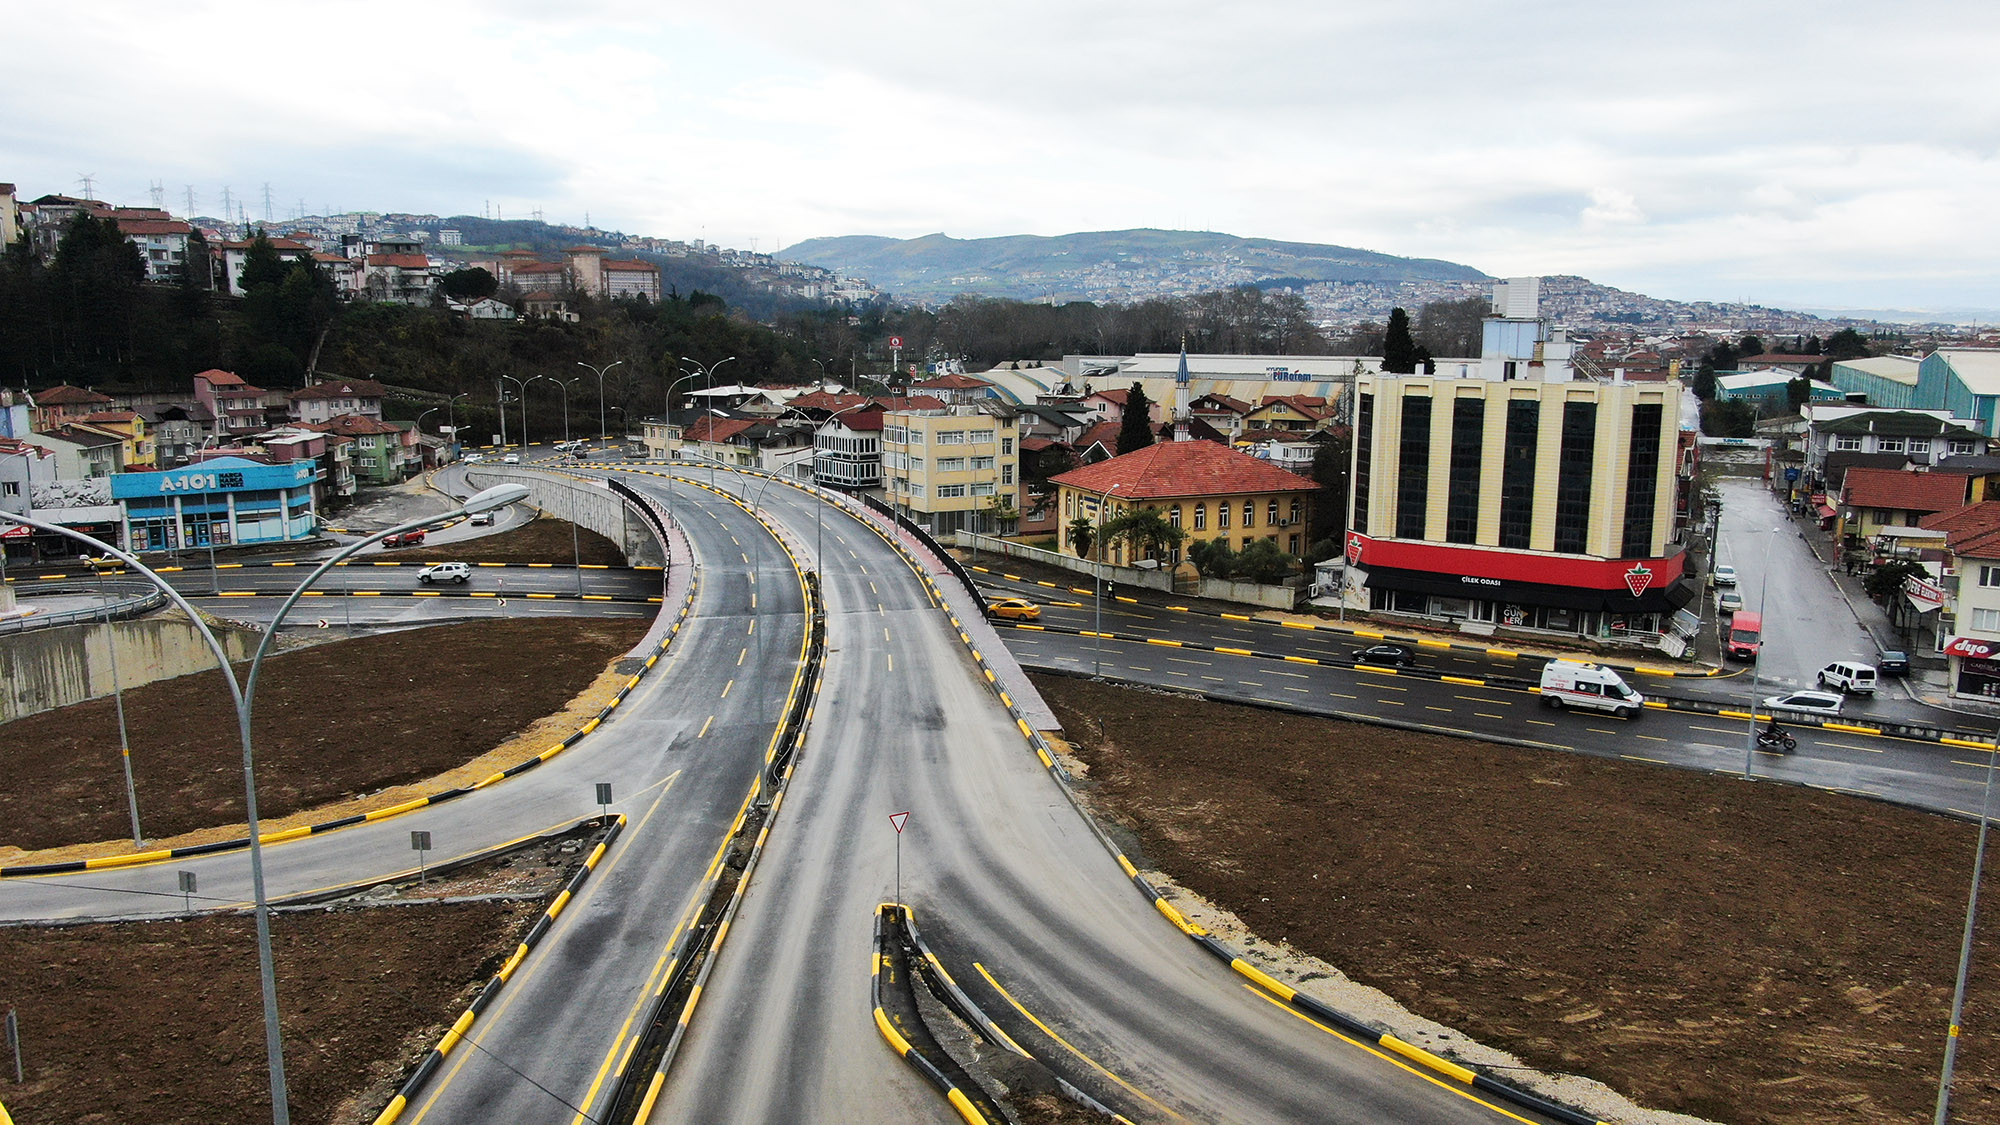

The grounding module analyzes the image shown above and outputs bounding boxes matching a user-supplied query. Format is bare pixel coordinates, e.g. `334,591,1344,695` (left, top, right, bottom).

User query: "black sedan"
1356,643,1419,667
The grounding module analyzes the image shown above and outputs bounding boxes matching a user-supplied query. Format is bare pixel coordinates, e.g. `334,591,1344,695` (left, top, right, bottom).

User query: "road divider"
371,815,627,1125
871,904,1007,1125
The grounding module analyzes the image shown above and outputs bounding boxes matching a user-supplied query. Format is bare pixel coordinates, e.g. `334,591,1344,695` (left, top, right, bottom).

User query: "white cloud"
9,0,2000,308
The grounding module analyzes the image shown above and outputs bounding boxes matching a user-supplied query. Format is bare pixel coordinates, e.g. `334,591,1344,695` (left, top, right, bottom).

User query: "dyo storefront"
1345,533,1699,642
1943,636,2000,700
111,457,317,553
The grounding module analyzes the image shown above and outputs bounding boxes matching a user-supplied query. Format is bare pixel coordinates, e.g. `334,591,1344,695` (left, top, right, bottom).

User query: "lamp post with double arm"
0,482,528,1125
579,359,623,448
814,401,873,575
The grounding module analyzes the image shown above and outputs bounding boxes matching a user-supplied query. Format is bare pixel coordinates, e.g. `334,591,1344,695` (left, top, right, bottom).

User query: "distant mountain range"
779,229,1487,305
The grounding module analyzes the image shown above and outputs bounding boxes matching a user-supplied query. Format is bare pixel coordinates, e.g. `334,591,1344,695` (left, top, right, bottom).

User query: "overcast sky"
13,1,2000,317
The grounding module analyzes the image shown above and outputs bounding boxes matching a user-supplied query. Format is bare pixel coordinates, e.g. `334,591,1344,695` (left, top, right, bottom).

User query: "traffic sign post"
889,811,910,908
411,830,432,886
178,870,197,913
595,782,613,823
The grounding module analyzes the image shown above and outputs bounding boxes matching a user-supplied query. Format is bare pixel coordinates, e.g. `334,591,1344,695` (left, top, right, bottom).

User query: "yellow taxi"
985,597,1041,621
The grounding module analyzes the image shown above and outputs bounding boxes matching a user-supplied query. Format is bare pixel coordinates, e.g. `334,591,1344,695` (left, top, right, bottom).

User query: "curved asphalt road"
643,469,1547,1124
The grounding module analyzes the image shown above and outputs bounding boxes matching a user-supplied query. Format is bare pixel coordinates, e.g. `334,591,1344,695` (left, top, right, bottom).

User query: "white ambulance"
1538,659,1646,719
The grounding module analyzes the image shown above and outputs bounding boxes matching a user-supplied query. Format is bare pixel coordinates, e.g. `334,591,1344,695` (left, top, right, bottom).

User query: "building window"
1875,508,1891,524
1980,565,2000,588
2,482,18,497
1169,506,1182,528
1243,536,1255,551
1001,437,1014,454
1975,607,2000,632
1242,501,1256,528
971,456,995,471
1396,395,1432,540
1352,393,1373,533
937,484,966,498
884,425,906,444
939,457,967,471
1878,437,1906,454
1268,500,1280,525
1001,465,1014,484
1288,533,1300,554
937,430,966,445
1288,498,1302,524
1833,435,1863,451
1219,502,1231,529
1951,440,1978,455
1551,401,1596,553
1446,398,1484,545
1194,504,1207,530
971,481,995,496
1621,403,1663,558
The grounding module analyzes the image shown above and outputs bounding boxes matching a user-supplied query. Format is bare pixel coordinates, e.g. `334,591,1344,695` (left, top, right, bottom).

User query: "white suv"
417,561,472,585
1817,661,1878,695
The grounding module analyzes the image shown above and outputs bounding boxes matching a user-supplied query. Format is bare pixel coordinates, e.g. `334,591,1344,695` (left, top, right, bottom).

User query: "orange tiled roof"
367,253,430,269
79,410,140,423
684,415,758,443
1050,437,1316,500
33,384,113,406
912,373,988,390
1842,467,1970,513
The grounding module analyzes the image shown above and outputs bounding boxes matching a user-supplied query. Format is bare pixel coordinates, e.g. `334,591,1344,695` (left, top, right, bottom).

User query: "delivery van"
1539,659,1646,718
1725,610,1763,661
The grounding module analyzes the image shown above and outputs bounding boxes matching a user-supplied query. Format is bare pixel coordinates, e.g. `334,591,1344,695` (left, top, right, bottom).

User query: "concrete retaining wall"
0,613,259,723
463,467,665,568
951,532,1174,592
1194,576,1301,610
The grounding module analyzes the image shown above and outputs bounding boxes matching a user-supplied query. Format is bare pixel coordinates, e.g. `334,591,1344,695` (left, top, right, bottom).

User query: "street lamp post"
498,374,533,450
813,401,872,575
548,376,580,445
579,360,624,447
1742,525,1782,779
494,378,509,450
1935,728,1999,1122
0,485,528,1125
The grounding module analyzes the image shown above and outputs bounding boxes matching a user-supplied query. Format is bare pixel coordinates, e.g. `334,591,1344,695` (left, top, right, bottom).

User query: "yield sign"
1623,563,1653,598
888,811,910,835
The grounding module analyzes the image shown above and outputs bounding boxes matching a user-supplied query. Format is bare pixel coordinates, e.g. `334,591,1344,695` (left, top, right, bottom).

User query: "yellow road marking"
974,964,1185,1122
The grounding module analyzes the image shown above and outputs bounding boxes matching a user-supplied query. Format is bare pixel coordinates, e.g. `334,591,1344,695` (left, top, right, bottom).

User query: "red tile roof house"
29,384,114,431
1838,466,1973,546
1049,438,1319,575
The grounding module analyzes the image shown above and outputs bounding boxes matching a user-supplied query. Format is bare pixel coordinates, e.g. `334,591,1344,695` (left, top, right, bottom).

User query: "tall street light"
679,355,737,415
498,374,534,449
813,401,873,575
1935,726,1999,1123
521,373,550,450
494,379,508,450
579,359,623,447
445,393,468,457
1741,525,1782,779
548,375,581,445
0,486,527,1125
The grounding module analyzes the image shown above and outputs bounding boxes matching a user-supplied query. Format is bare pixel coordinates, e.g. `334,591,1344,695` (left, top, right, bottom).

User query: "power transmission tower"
221,185,234,223
184,185,197,217
150,180,165,209
262,182,274,222
76,173,97,200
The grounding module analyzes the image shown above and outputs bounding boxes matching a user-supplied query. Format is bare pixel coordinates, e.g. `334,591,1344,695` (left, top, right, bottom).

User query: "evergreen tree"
1116,381,1155,455
1382,307,1417,373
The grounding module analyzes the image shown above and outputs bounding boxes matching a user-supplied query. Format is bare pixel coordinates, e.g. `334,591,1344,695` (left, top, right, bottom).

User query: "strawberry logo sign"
1623,563,1653,597
1346,532,1365,565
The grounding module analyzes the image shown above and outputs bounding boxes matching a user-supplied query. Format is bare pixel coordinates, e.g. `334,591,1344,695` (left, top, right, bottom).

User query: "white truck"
1538,659,1645,719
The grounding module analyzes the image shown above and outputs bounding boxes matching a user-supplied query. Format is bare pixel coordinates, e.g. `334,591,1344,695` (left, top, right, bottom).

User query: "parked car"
1877,650,1910,676
417,561,471,585
1763,690,1845,717
380,528,428,548
1357,643,1419,667
1817,661,1878,695
502,453,521,465
1712,564,1738,587
1717,590,1744,615
985,597,1041,621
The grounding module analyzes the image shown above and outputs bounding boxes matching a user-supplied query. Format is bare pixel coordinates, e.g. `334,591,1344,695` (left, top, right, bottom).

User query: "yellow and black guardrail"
872,903,1003,1125
371,814,627,1125
0,575,699,880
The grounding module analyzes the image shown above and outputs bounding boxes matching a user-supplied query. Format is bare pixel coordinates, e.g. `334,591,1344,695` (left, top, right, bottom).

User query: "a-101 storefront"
109,457,317,552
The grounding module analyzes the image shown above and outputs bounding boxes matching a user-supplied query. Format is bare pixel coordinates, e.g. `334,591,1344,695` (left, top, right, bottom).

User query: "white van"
1817,661,1878,695
1539,659,1646,719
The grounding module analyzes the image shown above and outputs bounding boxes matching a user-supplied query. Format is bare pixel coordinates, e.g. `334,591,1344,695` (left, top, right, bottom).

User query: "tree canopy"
1381,307,1417,374
1116,382,1155,455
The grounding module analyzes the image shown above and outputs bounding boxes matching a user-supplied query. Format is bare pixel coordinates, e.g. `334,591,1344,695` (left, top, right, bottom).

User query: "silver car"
1763,690,1844,717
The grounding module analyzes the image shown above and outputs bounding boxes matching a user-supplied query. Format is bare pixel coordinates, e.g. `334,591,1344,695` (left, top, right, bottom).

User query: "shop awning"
1815,503,1838,519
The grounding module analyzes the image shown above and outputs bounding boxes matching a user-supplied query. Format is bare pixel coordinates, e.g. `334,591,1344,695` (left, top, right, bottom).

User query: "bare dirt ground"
1033,671,2000,1125
0,828,592,1124
0,616,649,856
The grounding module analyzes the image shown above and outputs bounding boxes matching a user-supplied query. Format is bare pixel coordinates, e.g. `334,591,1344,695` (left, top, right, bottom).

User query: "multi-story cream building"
880,405,1021,536
1345,278,1697,641
1050,439,1318,570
